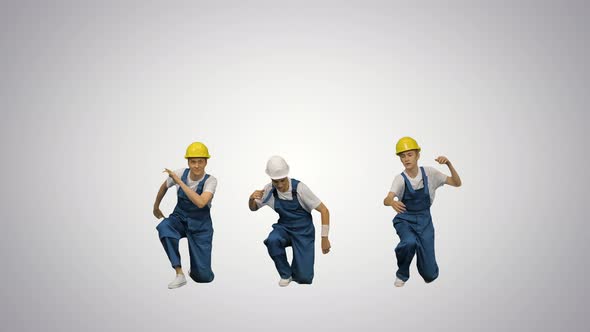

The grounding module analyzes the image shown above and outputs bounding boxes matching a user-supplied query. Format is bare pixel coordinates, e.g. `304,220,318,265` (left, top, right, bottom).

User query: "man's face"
398,150,419,170
272,177,289,193
188,158,207,176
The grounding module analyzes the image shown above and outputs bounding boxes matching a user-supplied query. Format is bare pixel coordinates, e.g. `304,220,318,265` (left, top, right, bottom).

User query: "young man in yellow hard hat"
383,137,461,287
153,142,217,289
249,156,331,287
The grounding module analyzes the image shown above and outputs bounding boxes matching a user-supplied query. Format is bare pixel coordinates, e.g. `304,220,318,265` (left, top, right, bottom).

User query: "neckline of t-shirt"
276,177,292,194
188,173,206,183
404,167,422,180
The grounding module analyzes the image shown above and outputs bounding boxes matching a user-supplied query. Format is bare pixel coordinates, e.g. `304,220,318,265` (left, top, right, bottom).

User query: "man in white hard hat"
153,142,218,289
249,156,331,287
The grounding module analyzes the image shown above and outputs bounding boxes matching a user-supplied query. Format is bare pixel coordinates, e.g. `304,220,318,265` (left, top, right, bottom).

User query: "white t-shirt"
167,169,217,207
389,166,448,205
255,179,321,213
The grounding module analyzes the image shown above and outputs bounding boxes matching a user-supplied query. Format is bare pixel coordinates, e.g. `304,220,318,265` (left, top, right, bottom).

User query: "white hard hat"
265,156,289,179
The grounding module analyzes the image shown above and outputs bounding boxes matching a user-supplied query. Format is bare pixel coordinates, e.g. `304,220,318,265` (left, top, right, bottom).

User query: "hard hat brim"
266,170,289,180
185,155,211,159
396,148,421,155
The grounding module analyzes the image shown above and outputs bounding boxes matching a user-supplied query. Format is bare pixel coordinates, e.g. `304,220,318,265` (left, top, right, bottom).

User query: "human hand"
153,206,164,219
435,156,451,165
321,237,331,254
163,168,181,184
391,200,406,213
250,189,265,200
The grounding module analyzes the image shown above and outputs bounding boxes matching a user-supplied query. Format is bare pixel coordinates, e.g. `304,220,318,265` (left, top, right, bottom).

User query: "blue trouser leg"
290,226,315,284
270,254,291,279
160,237,181,268
186,222,215,283
393,220,418,282
415,220,439,283
157,216,186,269
264,226,292,279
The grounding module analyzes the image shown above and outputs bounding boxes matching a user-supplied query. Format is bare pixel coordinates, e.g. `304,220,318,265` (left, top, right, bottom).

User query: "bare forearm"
384,193,396,206
317,205,331,253
248,198,259,211
320,208,330,226
447,162,462,187
383,197,393,206
178,182,208,208
154,183,168,207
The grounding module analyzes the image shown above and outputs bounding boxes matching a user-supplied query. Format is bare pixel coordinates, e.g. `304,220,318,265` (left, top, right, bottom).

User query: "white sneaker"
168,274,187,289
394,277,406,287
279,277,292,287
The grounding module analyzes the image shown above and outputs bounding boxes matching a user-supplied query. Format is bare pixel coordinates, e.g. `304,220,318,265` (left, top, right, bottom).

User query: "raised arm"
249,189,264,211
435,156,462,187
163,169,213,208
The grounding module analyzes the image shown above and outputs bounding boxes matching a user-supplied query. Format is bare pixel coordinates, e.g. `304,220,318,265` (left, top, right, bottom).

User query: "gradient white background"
2,1,589,331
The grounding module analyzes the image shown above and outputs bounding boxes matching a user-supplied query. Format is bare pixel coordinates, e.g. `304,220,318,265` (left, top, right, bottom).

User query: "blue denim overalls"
393,167,439,282
263,179,315,284
156,169,214,283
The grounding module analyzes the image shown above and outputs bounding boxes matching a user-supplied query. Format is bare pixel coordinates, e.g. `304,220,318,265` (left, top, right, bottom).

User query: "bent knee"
293,276,313,284
398,240,418,251
423,271,439,283
264,236,285,248
156,218,175,231
190,271,214,283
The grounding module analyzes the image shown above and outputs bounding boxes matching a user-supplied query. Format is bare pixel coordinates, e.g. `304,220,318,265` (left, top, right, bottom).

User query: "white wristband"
321,224,329,237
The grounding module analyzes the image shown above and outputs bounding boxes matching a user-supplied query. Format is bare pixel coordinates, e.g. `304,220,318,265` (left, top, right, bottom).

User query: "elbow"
248,199,258,212
249,202,258,212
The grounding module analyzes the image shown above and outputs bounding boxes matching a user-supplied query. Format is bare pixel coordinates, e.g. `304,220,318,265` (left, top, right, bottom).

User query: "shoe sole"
279,278,292,287
168,281,187,289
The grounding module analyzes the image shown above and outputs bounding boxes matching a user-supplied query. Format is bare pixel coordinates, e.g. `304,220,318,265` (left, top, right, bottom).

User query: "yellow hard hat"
184,142,211,159
395,137,421,155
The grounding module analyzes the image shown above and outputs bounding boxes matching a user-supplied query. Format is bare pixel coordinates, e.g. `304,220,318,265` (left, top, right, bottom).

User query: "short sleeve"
296,182,322,212
203,176,217,194
426,167,448,189
389,174,405,198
